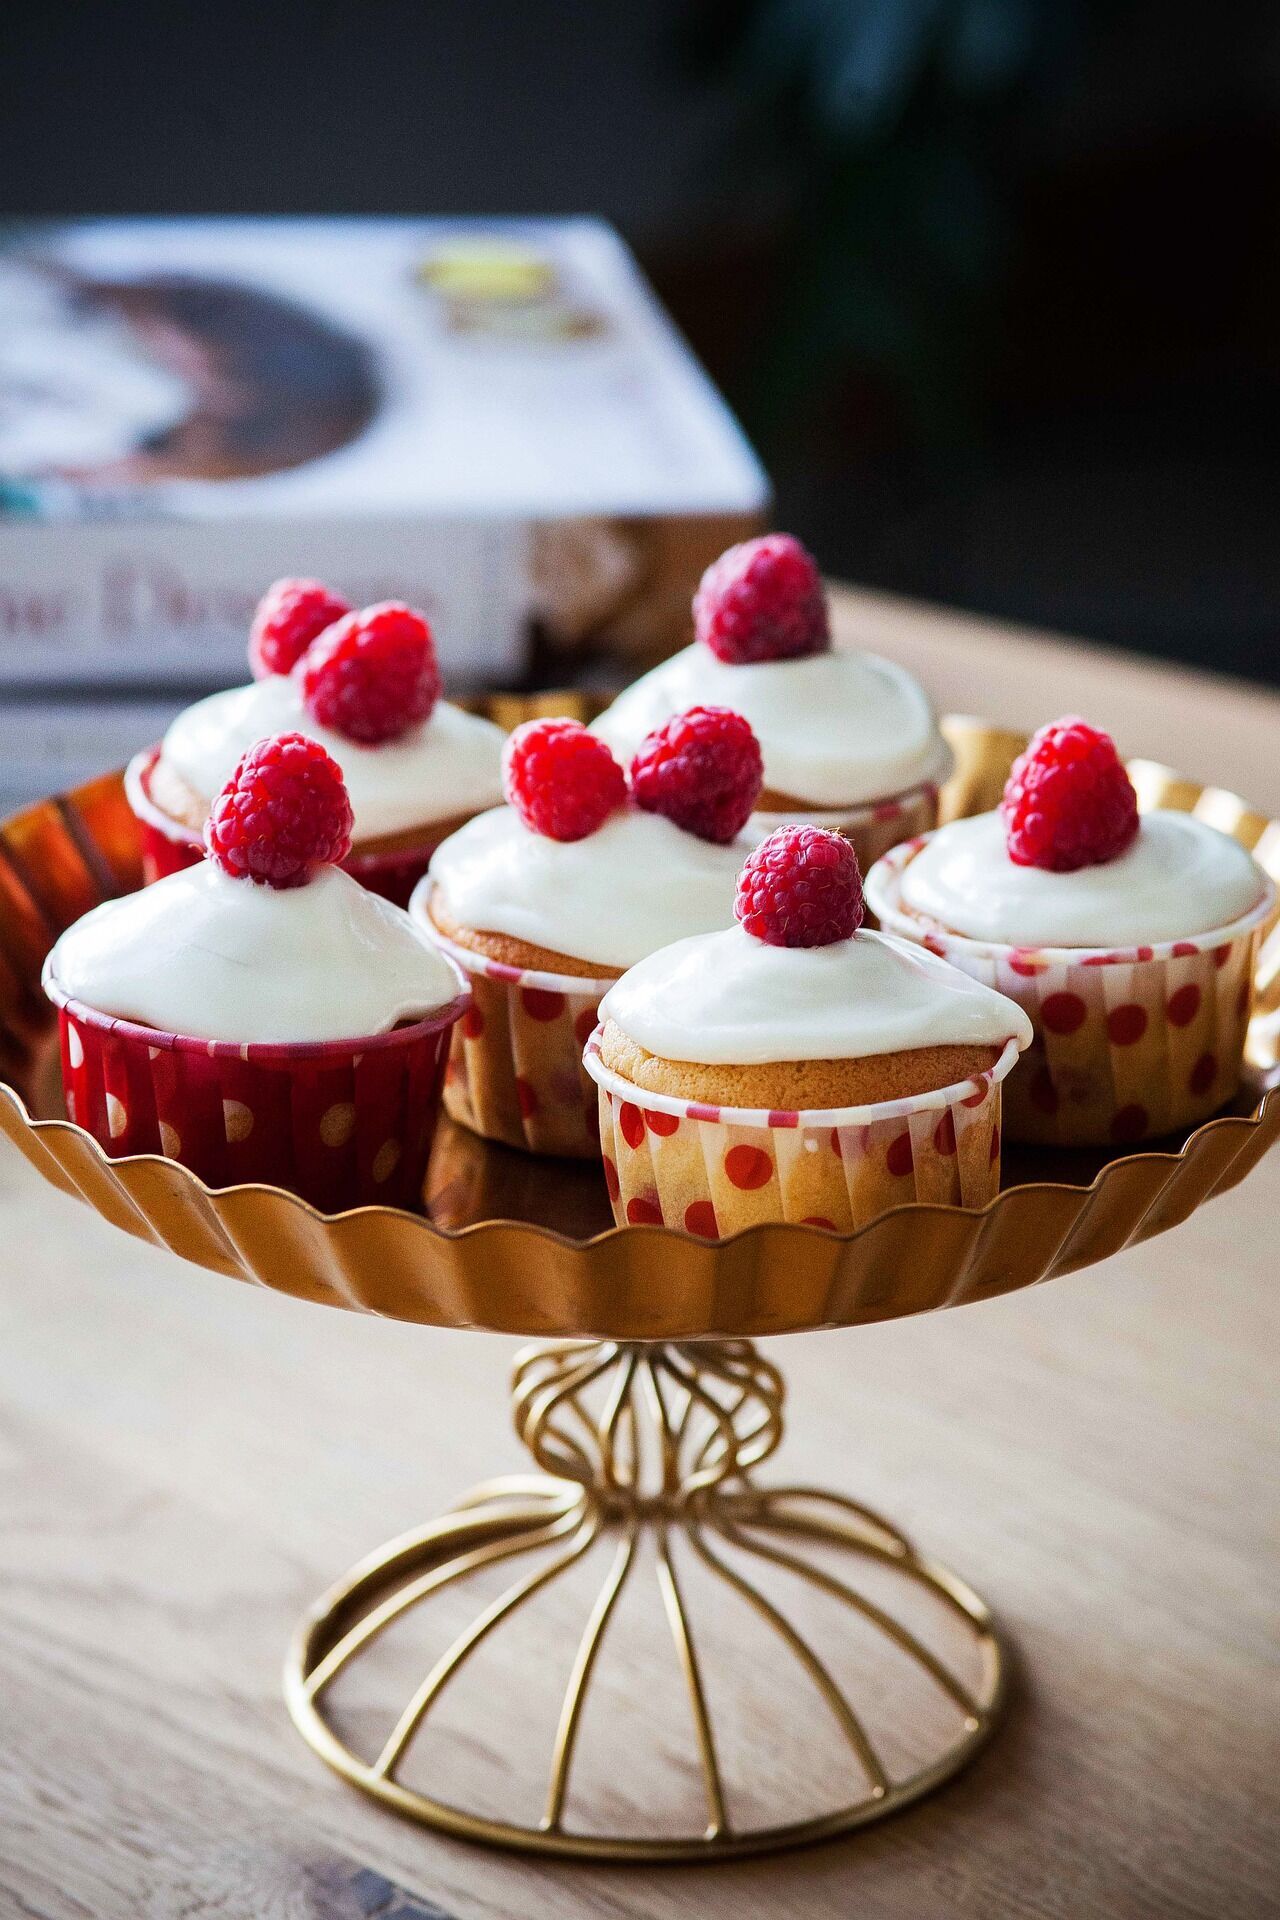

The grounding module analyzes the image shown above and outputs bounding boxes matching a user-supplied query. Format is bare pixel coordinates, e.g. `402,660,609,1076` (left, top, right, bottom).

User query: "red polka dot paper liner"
749,772,942,872
41,959,469,1213
866,834,1276,1146
583,1028,1022,1238
414,891,612,1159
126,746,451,910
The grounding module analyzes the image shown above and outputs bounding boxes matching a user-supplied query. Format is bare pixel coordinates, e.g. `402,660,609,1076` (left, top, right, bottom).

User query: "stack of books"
0,216,767,808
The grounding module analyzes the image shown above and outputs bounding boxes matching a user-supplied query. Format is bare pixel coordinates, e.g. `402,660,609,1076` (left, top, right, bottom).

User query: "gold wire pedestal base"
285,1341,1007,1862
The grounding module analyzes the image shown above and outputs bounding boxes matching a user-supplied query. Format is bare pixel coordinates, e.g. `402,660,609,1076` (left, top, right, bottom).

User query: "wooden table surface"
2,589,1278,1920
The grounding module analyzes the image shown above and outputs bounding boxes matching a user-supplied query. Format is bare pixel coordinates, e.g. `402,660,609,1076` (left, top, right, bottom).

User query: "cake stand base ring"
283,1341,1008,1863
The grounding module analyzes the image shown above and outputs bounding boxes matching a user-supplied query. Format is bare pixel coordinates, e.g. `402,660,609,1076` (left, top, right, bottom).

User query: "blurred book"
0,217,767,726
0,693,187,815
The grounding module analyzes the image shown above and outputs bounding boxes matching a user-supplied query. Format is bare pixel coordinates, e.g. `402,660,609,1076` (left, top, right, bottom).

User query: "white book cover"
0,217,767,691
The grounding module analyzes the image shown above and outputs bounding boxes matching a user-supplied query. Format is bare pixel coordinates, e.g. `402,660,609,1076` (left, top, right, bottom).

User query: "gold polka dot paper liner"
40,959,469,1211
583,1029,1023,1238
416,906,611,1159
126,747,455,910
866,836,1277,1146
749,771,942,869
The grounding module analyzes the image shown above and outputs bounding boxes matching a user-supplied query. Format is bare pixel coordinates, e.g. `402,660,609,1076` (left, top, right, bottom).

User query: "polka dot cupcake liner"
126,746,451,910
583,1028,1022,1238
413,892,611,1159
40,960,470,1212
866,835,1277,1146
748,769,944,874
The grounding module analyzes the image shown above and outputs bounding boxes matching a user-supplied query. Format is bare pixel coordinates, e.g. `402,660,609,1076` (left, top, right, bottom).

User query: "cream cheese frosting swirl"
895,809,1267,947
45,861,462,1045
423,806,749,971
599,924,1033,1065
591,644,950,806
159,675,506,840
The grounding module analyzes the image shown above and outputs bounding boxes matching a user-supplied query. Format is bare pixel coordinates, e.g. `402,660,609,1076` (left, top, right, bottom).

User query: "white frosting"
423,805,748,970
897,809,1267,947
591,643,949,805
45,862,462,1045
599,924,1033,1065
159,677,505,840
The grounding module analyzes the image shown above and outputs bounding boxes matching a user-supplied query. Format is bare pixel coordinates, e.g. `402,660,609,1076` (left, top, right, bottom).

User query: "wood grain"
2,599,1279,1918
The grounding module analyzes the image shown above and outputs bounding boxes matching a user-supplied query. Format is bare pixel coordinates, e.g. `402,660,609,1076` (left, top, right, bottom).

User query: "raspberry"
300,602,440,745
1002,717,1139,871
503,718,626,841
734,825,864,947
249,577,350,679
205,733,353,888
693,533,829,665
630,706,764,844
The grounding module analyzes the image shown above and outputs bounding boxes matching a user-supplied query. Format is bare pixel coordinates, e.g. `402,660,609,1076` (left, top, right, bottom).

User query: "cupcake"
127,580,506,906
46,734,468,1210
865,717,1276,1145
584,825,1032,1237
413,705,765,1157
591,533,952,867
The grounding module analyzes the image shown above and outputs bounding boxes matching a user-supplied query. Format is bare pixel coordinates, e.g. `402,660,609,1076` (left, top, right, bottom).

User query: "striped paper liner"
413,887,614,1159
866,834,1276,1145
583,1027,1022,1238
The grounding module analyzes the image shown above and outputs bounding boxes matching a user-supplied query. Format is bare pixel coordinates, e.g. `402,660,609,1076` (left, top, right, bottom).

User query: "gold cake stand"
1,708,1277,1862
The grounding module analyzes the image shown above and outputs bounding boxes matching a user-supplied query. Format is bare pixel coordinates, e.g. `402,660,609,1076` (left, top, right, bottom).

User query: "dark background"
5,0,1279,685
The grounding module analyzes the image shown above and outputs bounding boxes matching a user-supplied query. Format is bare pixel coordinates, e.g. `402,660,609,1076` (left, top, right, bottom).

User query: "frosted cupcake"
127,580,505,906
591,534,951,865
584,825,1032,1236
866,717,1275,1145
47,734,468,1209
413,706,765,1156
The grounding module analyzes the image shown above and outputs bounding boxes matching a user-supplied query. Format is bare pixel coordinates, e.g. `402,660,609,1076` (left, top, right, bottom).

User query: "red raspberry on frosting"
206,733,354,888
503,718,627,842
629,705,764,844
1002,717,1139,871
300,602,440,745
249,578,350,679
735,825,864,947
693,533,829,665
